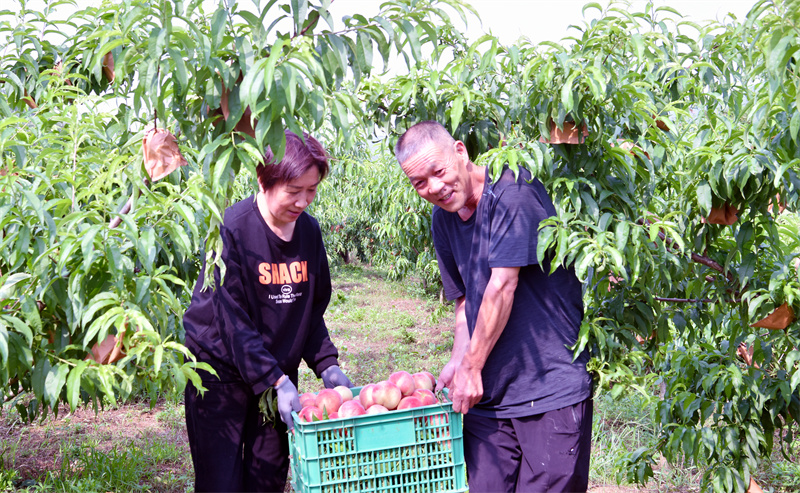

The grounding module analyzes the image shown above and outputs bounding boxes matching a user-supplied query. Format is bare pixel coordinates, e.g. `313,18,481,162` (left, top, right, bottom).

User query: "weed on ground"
2,264,798,492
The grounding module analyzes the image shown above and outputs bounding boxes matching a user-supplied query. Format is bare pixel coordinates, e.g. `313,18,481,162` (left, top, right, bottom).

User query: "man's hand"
275,376,301,430
449,359,483,414
321,365,353,389
447,267,518,414
435,360,457,392
435,358,458,392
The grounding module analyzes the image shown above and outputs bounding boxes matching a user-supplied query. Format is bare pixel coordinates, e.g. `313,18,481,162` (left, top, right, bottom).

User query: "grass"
589,389,705,492
298,263,453,393
0,397,193,493
3,262,800,492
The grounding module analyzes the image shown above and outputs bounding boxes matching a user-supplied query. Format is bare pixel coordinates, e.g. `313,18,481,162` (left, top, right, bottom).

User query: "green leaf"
791,369,800,393
21,296,42,334
45,367,69,413
240,57,267,112
399,19,421,63
167,47,188,95
582,2,603,15
0,273,31,300
210,7,227,49
263,38,286,97
81,292,120,327
738,253,757,287
138,227,157,274
790,111,800,144
607,246,624,273
615,220,630,252
153,344,164,375
631,34,644,61
0,319,8,364
536,225,556,264
696,181,712,215
450,95,464,133
356,31,372,74
148,27,168,63
291,0,308,35
561,71,578,114
67,360,89,411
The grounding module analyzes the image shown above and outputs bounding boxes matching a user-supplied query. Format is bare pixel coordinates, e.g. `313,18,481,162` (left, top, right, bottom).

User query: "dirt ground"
1,400,190,490
1,271,653,492
1,396,646,493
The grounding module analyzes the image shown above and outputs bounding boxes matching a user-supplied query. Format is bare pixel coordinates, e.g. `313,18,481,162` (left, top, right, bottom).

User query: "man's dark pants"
463,397,593,493
185,378,289,492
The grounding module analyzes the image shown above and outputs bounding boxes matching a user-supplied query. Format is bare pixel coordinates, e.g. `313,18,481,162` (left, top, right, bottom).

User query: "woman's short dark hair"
256,130,329,190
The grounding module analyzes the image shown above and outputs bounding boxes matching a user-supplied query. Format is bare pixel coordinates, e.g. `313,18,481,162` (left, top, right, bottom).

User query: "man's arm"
450,266,520,414
435,296,469,392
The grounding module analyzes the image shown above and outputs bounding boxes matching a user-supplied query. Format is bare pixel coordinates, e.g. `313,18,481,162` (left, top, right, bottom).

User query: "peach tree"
0,0,471,420
359,0,800,490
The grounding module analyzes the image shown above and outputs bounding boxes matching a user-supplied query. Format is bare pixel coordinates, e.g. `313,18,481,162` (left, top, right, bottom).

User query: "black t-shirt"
432,166,592,418
183,195,338,395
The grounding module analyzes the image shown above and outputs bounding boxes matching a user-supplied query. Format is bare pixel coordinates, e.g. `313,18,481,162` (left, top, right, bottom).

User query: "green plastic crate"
288,387,466,493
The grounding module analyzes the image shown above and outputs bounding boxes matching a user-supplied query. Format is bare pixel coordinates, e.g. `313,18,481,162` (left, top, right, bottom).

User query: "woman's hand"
275,376,301,430
321,365,353,389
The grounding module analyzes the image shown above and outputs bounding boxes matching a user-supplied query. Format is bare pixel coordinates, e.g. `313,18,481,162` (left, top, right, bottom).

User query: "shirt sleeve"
488,180,553,268
301,222,339,376
213,224,283,395
432,209,466,301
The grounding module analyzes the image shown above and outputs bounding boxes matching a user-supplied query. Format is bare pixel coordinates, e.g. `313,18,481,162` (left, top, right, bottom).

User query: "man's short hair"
395,121,455,165
256,130,329,190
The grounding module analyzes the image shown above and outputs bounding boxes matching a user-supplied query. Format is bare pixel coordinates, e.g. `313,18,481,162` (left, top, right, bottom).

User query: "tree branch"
653,297,714,303
641,218,735,282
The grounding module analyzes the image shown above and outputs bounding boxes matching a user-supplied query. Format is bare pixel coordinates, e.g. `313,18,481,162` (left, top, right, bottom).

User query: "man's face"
400,140,470,213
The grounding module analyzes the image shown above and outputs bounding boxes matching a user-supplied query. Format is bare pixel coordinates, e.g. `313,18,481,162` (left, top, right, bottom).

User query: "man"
395,121,593,492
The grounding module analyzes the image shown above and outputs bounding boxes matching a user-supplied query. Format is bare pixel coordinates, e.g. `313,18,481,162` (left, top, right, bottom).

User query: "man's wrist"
461,350,484,372
274,375,287,388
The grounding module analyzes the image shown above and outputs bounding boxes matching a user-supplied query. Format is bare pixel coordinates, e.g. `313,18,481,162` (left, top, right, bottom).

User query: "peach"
412,388,437,406
299,392,317,408
412,372,435,391
298,406,323,422
366,404,389,414
397,396,423,409
389,371,416,396
359,383,378,409
333,385,353,402
373,380,402,410
315,389,343,414
338,399,366,418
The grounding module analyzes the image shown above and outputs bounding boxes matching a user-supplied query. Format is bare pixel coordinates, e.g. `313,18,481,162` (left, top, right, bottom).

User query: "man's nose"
429,177,445,195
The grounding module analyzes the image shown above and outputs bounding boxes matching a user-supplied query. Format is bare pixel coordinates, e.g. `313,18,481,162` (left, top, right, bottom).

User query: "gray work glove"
275,376,301,430
321,365,353,389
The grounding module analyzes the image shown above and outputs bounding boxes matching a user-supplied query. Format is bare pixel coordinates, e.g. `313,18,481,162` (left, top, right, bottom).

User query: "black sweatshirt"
183,195,339,395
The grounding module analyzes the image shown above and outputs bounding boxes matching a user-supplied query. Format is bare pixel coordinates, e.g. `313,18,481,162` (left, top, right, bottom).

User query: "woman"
183,130,351,492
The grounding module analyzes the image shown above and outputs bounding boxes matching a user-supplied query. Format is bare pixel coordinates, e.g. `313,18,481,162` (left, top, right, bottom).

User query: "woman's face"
262,166,320,229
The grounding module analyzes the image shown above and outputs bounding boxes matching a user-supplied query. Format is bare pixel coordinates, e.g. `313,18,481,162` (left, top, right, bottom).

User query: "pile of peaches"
297,370,441,422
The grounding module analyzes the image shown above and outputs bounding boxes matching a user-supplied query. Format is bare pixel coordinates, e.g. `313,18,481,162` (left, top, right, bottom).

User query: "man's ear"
453,140,469,160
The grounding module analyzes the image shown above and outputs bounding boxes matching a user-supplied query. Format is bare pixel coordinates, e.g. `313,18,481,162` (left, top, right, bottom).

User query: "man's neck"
457,162,486,221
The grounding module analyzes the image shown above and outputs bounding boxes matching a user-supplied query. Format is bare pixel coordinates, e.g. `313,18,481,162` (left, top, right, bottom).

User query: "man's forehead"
402,151,440,178
403,141,446,166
